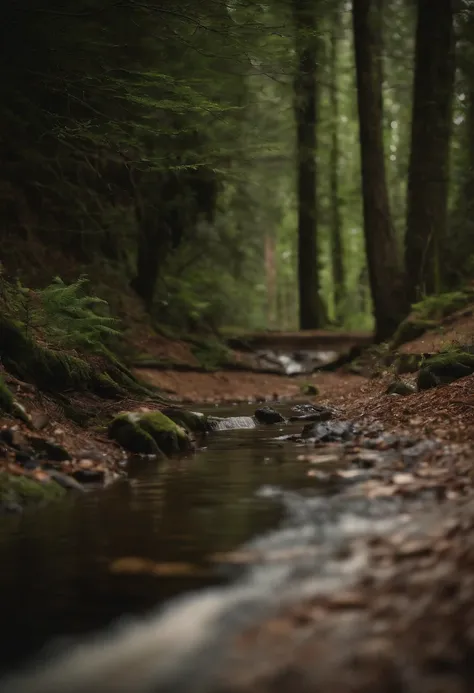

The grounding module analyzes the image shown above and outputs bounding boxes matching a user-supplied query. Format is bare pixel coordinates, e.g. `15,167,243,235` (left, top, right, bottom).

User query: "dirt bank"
134,368,364,404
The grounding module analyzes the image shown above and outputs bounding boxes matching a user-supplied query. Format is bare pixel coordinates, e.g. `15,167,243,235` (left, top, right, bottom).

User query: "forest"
1,0,471,342
2,2,474,693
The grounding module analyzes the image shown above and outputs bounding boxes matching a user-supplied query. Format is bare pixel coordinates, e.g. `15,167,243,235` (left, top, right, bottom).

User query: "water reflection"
0,403,318,675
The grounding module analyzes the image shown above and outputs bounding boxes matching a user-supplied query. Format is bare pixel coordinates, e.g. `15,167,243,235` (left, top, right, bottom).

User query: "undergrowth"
0,269,163,404
1,272,121,353
411,289,474,321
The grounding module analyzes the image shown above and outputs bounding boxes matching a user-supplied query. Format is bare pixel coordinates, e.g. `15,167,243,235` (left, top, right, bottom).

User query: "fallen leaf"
109,557,210,577
392,473,415,485
337,469,365,479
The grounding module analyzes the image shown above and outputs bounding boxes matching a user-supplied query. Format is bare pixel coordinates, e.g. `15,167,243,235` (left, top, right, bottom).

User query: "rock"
394,353,426,374
0,470,66,510
48,470,86,492
0,428,33,454
30,413,50,431
300,383,319,396
254,407,285,424
289,403,334,422
108,410,192,456
301,420,354,443
207,416,256,431
28,437,71,461
0,375,31,424
71,468,105,484
385,380,417,396
161,408,209,433
417,350,474,390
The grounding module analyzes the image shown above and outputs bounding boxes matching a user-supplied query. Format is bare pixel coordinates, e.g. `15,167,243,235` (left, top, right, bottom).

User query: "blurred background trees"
1,0,473,339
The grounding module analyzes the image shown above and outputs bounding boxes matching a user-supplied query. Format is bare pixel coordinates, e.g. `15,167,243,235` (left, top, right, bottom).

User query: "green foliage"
108,410,191,456
411,291,473,321
29,276,121,352
190,338,234,371
0,376,15,415
0,472,65,509
1,273,121,353
417,350,474,390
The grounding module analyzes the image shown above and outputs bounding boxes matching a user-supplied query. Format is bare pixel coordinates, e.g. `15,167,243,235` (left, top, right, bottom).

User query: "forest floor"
210,310,474,693
1,300,474,690
128,303,474,693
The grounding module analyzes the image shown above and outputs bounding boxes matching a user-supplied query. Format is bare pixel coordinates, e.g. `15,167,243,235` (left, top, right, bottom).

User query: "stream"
0,402,325,675
0,400,448,692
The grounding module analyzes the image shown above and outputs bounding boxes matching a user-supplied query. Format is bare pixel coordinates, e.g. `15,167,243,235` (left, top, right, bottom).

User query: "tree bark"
329,3,345,324
293,0,322,330
264,234,277,328
353,0,407,342
405,0,455,301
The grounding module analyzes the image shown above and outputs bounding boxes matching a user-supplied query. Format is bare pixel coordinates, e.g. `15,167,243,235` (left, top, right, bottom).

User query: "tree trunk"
329,3,345,324
405,0,455,301
131,202,167,312
264,234,277,329
293,0,322,330
353,0,407,342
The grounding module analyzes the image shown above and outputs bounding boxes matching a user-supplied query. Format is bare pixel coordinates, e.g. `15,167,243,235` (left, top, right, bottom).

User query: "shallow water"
0,401,335,675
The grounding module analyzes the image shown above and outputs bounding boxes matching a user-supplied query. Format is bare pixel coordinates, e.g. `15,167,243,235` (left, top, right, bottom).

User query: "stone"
161,408,209,433
254,406,286,424
301,420,354,443
108,410,192,456
300,383,319,396
385,380,417,396
417,350,474,390
28,437,71,461
0,470,66,509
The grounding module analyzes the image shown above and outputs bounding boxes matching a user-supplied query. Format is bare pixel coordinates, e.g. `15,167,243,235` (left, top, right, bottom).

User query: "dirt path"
134,367,365,403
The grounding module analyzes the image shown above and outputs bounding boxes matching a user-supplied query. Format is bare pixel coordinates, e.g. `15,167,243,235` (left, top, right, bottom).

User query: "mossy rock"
28,438,71,461
161,408,209,433
0,375,30,424
108,411,192,456
391,318,438,349
417,351,474,390
0,376,15,414
394,353,426,375
300,383,319,396
0,471,65,512
386,380,417,396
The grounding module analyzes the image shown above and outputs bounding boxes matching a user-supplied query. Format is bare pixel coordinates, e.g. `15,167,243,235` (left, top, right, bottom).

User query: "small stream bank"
1,395,468,693
0,402,322,675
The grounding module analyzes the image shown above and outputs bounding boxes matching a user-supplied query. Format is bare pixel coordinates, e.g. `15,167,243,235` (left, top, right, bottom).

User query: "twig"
450,400,474,409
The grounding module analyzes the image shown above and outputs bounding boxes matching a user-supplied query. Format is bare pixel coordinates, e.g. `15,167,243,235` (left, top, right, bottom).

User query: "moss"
139,411,190,455
394,353,426,374
417,368,440,391
108,413,161,455
386,380,416,396
0,376,15,414
161,407,208,433
0,375,30,424
300,383,319,396
412,290,473,321
0,316,165,406
417,350,474,390
190,338,234,371
0,471,65,510
108,410,191,456
391,318,438,349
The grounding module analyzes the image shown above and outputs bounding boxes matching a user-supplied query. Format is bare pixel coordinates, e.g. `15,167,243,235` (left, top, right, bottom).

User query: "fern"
29,276,121,353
